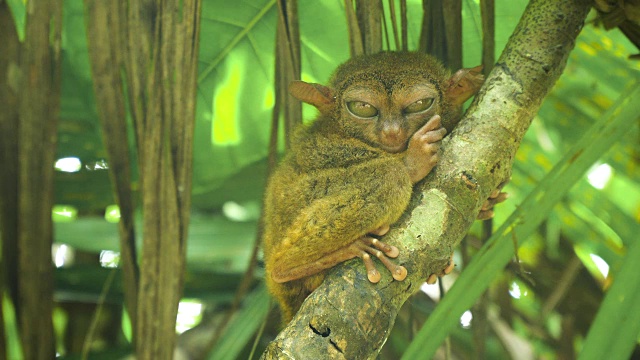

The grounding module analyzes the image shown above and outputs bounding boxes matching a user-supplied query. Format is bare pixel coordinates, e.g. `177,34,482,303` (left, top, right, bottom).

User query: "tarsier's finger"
426,274,438,284
416,114,442,134
362,236,399,258
377,256,407,281
421,127,447,144
360,253,381,283
478,191,509,220
420,143,440,155
443,254,455,275
368,224,390,237
477,209,495,220
481,192,509,210
358,243,407,281
425,254,455,285
492,191,509,204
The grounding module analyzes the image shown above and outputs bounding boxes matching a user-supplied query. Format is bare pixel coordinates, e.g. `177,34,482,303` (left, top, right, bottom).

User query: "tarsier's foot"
477,188,509,220
354,225,407,283
426,254,455,285
404,115,447,184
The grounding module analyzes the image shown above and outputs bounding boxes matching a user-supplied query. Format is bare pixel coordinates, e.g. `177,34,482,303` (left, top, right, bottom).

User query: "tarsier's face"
338,76,443,153
323,52,449,152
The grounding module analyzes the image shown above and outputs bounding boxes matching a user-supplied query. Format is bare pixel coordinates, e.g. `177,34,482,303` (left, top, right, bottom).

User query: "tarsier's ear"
445,65,485,106
289,81,335,114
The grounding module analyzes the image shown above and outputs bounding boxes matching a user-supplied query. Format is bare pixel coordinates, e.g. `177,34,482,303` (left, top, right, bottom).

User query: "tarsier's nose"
381,123,405,144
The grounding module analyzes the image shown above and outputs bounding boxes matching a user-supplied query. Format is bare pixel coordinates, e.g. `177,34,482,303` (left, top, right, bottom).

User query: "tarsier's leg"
271,226,405,284
270,243,361,283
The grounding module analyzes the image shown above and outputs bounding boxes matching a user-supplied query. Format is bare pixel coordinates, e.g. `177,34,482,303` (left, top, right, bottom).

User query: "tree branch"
261,0,592,358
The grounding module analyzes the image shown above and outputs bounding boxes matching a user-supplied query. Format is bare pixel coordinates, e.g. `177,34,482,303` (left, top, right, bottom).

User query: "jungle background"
0,0,639,359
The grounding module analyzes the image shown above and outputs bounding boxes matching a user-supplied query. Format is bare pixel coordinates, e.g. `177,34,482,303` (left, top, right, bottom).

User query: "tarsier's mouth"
379,142,407,154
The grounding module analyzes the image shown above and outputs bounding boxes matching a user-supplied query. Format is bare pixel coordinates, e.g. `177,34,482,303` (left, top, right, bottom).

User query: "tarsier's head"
289,52,483,153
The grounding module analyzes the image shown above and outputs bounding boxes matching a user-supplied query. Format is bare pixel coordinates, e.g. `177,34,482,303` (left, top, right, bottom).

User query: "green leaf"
194,0,278,195
6,0,25,41
2,295,23,360
207,284,270,360
578,238,640,360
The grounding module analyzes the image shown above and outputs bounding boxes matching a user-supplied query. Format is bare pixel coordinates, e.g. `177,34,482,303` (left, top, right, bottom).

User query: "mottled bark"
262,0,592,358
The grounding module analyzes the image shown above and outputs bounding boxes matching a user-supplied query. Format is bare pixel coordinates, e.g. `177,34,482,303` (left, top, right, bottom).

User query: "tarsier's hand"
477,184,509,220
353,225,407,283
404,115,447,184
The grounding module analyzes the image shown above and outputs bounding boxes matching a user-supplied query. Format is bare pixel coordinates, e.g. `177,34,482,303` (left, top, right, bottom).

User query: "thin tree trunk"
481,0,496,73
0,7,20,359
276,0,301,148
15,0,63,359
0,6,21,342
117,1,202,358
84,0,140,339
86,0,202,357
356,0,382,54
442,0,462,69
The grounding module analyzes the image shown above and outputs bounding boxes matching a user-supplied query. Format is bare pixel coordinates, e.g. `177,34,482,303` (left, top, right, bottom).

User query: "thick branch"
262,0,591,358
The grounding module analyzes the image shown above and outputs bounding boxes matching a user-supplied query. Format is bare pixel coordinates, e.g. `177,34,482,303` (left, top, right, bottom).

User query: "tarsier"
263,51,494,323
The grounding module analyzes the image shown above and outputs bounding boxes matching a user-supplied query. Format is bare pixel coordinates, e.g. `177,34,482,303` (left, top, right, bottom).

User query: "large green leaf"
578,238,640,360
207,284,270,360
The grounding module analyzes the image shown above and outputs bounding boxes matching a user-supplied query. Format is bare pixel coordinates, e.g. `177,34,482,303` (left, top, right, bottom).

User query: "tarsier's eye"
404,98,434,114
346,101,379,118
